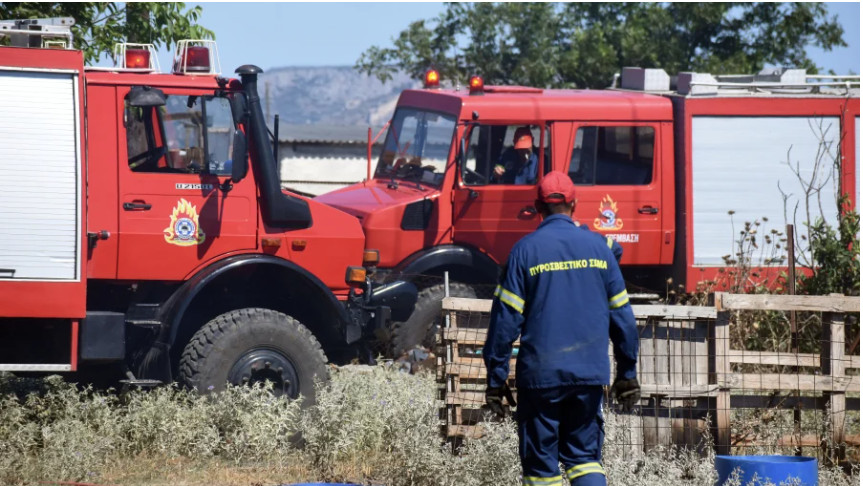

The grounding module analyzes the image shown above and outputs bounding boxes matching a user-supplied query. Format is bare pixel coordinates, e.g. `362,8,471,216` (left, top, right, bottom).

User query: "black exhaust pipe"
236,65,312,229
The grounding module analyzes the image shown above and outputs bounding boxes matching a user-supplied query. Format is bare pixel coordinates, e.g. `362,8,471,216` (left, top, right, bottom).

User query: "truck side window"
462,124,546,186
125,94,235,175
569,126,655,185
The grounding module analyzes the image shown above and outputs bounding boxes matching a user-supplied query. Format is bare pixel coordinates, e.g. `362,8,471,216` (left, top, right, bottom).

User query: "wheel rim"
227,348,300,398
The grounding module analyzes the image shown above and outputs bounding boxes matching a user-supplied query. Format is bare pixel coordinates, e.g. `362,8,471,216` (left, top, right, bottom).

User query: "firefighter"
493,126,539,184
482,171,640,486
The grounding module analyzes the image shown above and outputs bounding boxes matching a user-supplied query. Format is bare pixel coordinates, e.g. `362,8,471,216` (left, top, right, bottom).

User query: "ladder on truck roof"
615,67,860,97
0,17,74,49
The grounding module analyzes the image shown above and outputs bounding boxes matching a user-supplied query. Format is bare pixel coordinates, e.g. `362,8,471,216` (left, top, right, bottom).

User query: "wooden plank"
732,373,858,392
446,424,485,439
716,292,859,313
716,390,732,456
670,320,686,387
714,311,731,387
824,311,847,451
442,296,492,313
693,321,709,385
729,350,821,368
442,297,719,319
445,362,516,380
442,327,522,346
727,351,858,370
631,305,717,319
655,319,670,387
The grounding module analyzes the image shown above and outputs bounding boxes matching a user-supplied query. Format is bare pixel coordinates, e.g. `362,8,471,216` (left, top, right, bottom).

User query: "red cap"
538,171,577,204
513,126,533,150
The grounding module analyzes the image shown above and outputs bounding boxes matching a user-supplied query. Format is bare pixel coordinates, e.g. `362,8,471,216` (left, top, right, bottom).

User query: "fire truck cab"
0,19,416,400
317,67,859,354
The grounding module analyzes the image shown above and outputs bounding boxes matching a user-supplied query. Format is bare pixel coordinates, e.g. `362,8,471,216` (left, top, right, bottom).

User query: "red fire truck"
0,19,416,399
316,67,860,354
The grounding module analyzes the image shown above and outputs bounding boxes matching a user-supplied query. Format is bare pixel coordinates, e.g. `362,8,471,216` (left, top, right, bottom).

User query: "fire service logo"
593,194,624,231
164,198,206,246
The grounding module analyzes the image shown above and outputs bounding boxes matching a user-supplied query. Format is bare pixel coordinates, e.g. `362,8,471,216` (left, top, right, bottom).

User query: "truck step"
0,364,72,372
119,378,162,388
125,319,162,329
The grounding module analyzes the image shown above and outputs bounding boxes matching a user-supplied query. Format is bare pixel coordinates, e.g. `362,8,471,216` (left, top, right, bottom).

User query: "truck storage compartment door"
0,49,86,318
691,116,842,268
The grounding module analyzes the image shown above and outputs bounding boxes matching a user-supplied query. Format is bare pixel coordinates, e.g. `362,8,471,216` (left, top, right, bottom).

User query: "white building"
278,124,386,196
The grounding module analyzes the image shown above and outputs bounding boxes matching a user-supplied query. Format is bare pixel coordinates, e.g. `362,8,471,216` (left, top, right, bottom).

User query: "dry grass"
0,367,857,486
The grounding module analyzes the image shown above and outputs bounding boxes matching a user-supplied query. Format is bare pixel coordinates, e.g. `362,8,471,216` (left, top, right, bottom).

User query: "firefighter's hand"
493,164,505,179
611,378,641,413
485,385,508,418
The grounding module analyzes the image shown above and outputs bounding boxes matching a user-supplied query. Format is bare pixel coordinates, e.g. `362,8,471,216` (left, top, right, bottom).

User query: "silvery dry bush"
0,367,859,486
300,364,455,484
454,418,521,486
0,375,122,482
0,373,303,483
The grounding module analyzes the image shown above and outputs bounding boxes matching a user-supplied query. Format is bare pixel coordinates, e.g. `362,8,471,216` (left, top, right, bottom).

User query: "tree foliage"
356,2,847,89
0,2,213,64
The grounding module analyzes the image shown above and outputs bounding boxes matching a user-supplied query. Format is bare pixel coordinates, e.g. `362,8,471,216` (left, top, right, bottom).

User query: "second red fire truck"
316,67,860,354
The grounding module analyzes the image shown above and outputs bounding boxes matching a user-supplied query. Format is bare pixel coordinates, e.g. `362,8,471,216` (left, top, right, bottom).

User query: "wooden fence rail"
438,293,860,458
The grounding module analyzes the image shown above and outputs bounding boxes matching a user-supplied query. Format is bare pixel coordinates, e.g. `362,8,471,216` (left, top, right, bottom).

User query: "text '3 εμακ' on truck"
315,67,859,355
0,18,417,403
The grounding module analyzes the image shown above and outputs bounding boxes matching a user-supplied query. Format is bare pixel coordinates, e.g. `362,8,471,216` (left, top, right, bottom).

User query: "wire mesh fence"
436,291,860,466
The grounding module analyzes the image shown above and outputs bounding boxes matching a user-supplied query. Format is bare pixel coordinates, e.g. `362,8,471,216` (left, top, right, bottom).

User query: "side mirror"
127,86,166,107
231,129,249,182
229,94,248,125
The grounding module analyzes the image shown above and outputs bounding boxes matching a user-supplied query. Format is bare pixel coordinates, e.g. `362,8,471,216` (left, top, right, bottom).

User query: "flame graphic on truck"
593,194,624,231
164,198,206,246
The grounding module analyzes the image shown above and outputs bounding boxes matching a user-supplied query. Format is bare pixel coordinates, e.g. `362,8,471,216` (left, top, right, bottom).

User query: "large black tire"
178,308,328,406
390,283,477,356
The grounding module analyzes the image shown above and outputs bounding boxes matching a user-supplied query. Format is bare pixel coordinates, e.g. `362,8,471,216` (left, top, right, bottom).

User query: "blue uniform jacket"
483,214,639,389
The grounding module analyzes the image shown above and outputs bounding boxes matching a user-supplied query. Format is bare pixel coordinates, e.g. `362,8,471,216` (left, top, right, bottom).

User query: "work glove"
485,383,517,419
611,377,641,413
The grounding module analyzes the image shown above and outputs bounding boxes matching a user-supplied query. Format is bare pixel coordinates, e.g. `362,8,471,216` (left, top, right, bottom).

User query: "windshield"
374,108,456,187
127,94,236,175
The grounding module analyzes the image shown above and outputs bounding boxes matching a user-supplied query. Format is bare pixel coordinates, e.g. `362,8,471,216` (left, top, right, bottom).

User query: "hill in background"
259,66,419,127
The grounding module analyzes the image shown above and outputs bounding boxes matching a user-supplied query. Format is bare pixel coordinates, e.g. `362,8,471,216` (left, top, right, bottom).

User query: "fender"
393,244,501,284
159,253,350,347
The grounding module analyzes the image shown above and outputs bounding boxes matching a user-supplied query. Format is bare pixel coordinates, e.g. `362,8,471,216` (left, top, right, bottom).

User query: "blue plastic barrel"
715,455,818,486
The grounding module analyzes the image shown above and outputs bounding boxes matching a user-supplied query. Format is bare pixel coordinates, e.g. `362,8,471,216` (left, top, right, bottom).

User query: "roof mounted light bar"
617,67,861,97
0,17,74,49
172,39,221,76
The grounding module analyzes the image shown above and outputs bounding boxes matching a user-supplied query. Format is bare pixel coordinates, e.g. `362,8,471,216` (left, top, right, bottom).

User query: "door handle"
519,206,538,217
638,206,659,215
123,201,152,211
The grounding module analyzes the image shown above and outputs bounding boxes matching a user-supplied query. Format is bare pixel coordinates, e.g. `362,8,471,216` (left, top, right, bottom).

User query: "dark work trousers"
517,385,606,486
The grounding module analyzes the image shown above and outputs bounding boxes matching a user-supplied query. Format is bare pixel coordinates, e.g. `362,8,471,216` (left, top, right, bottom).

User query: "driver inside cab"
492,126,538,185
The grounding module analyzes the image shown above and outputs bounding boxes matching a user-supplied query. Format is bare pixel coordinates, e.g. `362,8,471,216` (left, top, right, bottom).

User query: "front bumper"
344,278,417,344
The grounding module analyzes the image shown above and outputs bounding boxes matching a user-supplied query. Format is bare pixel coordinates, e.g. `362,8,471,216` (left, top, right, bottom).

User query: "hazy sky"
123,2,860,76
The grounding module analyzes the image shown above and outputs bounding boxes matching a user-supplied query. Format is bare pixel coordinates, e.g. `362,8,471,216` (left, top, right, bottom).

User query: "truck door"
452,124,547,264
565,123,664,265
117,88,257,280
